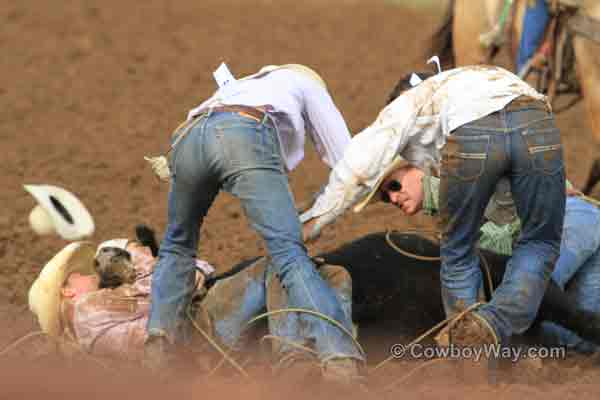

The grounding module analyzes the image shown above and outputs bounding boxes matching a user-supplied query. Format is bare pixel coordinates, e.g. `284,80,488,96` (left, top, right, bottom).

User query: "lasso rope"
247,308,366,358
576,192,600,208
371,302,485,374
385,229,495,295
380,358,450,392
186,307,250,379
0,330,112,371
476,247,496,298
260,334,318,356
0,331,46,357
385,229,441,262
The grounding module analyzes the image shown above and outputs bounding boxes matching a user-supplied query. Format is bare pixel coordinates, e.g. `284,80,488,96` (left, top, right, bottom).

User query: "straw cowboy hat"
28,242,96,337
353,155,411,213
24,184,95,240
244,64,327,88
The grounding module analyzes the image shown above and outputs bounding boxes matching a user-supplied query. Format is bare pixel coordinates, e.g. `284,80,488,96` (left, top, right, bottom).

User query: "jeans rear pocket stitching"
522,128,563,175
444,136,490,181
528,143,562,154
455,152,487,160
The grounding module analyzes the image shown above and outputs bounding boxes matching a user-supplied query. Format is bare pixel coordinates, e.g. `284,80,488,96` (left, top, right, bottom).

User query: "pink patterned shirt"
64,248,155,361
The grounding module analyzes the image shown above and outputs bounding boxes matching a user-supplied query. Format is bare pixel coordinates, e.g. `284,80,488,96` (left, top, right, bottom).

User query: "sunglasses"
380,179,402,203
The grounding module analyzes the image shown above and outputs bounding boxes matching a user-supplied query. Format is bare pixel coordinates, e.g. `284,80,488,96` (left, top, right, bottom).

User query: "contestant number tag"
213,62,236,88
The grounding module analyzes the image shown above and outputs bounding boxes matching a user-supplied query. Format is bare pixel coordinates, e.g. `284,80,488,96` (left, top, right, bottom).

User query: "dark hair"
386,71,436,105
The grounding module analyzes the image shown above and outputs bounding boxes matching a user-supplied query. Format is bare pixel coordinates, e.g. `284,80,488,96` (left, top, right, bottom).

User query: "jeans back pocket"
443,134,490,181
522,128,563,175
215,117,283,172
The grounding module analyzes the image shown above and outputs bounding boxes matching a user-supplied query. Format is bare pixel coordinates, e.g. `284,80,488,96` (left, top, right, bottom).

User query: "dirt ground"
2,0,600,398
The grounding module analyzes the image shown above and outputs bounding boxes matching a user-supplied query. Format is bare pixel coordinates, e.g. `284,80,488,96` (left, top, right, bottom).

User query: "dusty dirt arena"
2,0,600,398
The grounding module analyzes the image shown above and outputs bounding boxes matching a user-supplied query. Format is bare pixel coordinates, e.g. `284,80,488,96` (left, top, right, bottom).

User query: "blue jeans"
199,257,354,357
517,0,550,72
439,99,565,344
147,111,362,362
537,197,600,353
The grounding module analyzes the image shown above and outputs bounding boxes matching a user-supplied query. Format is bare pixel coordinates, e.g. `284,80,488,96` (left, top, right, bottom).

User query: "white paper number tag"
427,56,442,74
213,62,237,88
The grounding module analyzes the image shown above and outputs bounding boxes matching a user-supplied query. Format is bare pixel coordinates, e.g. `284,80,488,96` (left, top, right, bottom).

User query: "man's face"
62,272,100,300
379,166,425,215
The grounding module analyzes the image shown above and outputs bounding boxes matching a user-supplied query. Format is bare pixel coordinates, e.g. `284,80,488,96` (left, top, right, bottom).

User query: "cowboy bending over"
146,63,362,381
303,65,565,354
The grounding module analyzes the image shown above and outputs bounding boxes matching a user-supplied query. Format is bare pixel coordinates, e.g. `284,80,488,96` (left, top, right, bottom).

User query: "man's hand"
566,185,582,197
303,218,320,243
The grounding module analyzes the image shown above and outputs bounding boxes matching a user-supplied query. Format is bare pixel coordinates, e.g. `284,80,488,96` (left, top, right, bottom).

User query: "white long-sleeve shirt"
187,68,352,171
301,65,547,225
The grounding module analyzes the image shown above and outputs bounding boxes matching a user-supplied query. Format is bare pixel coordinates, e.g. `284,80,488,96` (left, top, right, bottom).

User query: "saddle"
520,2,600,111
483,1,600,112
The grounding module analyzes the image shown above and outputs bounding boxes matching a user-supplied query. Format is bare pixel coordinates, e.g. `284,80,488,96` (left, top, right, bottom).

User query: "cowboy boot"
273,350,321,386
435,311,499,384
143,335,177,380
321,357,364,385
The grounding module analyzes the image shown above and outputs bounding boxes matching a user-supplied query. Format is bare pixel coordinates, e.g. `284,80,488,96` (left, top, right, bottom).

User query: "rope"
186,307,250,379
206,357,227,378
380,358,451,392
370,302,485,373
498,0,514,31
58,338,112,370
0,330,113,371
578,192,600,208
476,248,496,297
0,331,46,357
385,229,441,262
385,229,496,295
246,308,366,357
260,334,318,356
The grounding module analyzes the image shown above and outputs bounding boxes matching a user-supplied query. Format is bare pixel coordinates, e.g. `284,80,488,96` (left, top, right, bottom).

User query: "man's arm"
301,95,420,240
303,79,352,168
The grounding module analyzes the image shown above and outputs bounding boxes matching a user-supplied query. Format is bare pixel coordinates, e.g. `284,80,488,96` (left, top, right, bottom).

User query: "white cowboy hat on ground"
28,242,96,337
24,184,95,240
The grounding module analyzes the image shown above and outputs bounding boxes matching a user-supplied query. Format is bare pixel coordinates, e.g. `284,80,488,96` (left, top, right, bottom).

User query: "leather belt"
504,96,550,112
169,104,271,147
205,104,269,123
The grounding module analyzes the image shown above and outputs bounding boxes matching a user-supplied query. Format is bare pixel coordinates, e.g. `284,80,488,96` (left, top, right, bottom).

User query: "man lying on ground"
28,237,354,378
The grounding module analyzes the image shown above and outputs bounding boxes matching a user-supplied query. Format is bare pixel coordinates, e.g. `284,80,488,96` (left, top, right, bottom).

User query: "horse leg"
573,36,600,195
582,158,600,195
453,0,492,65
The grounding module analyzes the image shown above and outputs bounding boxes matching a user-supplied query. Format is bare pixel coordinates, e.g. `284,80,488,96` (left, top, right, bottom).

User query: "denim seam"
458,118,555,133
292,266,337,360
510,116,555,131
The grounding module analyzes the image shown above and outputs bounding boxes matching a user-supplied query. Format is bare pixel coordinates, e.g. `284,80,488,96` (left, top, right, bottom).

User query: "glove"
296,184,327,214
144,155,171,182
301,183,368,242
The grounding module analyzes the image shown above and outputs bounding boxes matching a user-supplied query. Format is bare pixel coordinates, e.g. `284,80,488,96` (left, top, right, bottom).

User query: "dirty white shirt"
187,69,352,171
301,65,546,224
